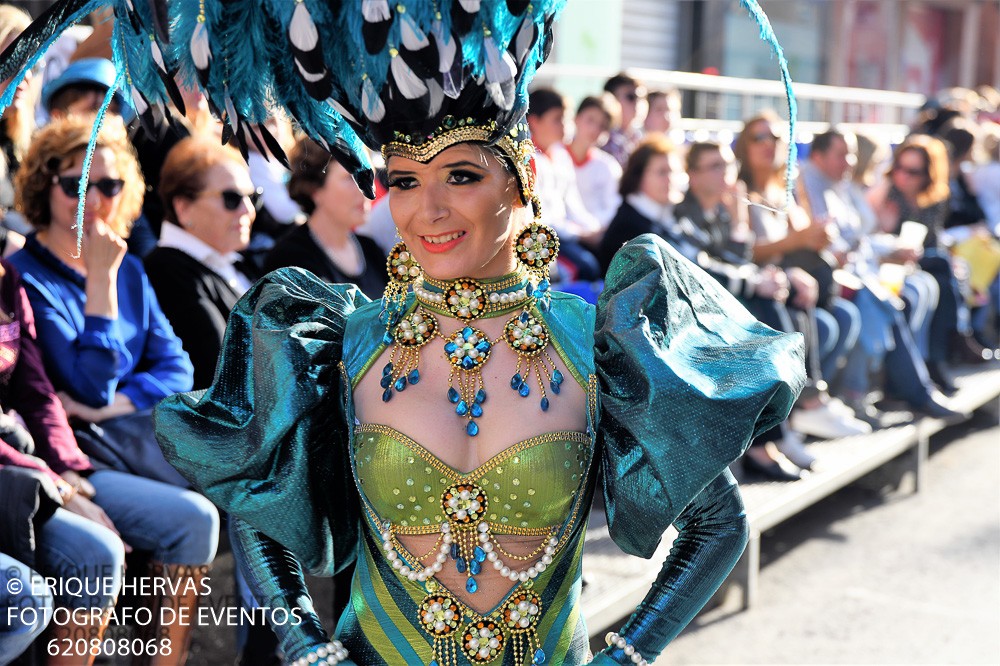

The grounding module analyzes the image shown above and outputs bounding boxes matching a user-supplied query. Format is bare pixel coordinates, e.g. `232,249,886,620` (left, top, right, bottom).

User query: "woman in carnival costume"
1,1,804,664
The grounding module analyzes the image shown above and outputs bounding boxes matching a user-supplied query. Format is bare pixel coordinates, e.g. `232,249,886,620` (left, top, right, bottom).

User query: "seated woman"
264,137,387,300
0,256,218,665
145,137,260,390
9,116,194,487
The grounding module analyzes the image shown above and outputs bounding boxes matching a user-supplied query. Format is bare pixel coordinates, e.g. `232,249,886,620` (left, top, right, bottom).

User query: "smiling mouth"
422,231,466,244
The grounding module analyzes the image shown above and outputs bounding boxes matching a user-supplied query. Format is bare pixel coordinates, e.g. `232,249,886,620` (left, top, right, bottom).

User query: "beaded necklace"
379,266,564,437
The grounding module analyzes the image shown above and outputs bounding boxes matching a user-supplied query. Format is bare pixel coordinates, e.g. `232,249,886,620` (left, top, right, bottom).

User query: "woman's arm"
230,518,357,665
592,472,747,664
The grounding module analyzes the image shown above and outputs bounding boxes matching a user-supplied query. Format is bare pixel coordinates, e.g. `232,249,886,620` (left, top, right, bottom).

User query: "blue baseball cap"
41,58,131,118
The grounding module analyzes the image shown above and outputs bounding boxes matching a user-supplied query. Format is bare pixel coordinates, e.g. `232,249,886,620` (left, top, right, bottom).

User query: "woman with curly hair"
9,116,196,486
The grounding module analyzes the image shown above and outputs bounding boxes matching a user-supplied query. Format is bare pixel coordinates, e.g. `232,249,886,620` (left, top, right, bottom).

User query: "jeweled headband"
382,116,536,205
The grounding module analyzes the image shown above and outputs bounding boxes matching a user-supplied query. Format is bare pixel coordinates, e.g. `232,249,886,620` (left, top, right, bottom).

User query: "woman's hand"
63,494,132,553
786,266,819,309
60,470,96,499
58,391,135,423
83,219,127,278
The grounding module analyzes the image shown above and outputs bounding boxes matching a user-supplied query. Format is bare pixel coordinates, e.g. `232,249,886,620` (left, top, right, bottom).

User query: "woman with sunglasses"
145,136,262,390
8,116,196,485
5,117,218,664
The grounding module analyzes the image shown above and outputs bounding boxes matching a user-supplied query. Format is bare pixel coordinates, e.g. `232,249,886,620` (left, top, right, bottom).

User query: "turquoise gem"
510,373,523,389
539,279,550,292
462,326,473,338
456,557,467,574
553,369,564,384
462,357,476,369
382,331,393,344
540,397,550,411
475,389,487,404
475,340,490,353
526,282,535,296
382,388,392,402
470,559,481,575
519,312,529,324
550,381,561,395
470,403,483,418
444,341,458,353
448,387,460,403
456,401,469,416
380,374,392,389
382,362,393,376
467,421,479,436
519,383,530,397
407,369,420,384
533,648,546,664
394,377,407,392
465,577,478,594
473,546,486,562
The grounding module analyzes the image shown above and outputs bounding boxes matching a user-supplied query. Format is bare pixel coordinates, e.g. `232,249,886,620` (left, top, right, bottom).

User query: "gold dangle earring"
382,241,421,332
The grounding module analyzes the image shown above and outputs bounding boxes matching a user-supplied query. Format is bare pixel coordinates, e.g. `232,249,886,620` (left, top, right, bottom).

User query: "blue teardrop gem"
539,299,550,312
533,648,546,664
539,279,550,292
456,401,469,416
510,373,522,389
519,383,530,397
444,341,458,354
526,282,535,296
519,311,530,324
553,369,564,384
465,577,478,594
450,543,459,559
407,369,420,385
462,326,473,338
382,331,394,345
382,388,393,402
448,387,460,403
462,357,476,370
550,381,561,395
540,397,550,412
380,374,392,389
456,557,467,574
473,546,486,562
475,389,487,404
470,559,482,575
394,377,407,392
466,421,480,436
470,403,483,418
475,340,490,353
382,362,394,376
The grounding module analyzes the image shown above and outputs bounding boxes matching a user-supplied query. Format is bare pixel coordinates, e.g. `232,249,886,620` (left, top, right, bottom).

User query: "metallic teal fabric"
155,236,805,664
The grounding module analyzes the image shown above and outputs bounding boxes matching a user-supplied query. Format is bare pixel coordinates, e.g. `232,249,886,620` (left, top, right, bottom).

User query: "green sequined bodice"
354,424,590,535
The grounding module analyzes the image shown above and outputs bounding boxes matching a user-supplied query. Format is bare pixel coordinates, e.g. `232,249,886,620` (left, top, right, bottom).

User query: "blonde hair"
15,116,145,237
0,5,35,162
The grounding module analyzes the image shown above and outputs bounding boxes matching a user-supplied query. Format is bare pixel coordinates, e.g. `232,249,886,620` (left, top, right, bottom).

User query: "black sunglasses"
54,175,125,198
198,188,263,211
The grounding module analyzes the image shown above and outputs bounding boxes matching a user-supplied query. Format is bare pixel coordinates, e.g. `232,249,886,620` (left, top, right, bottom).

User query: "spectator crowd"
1,5,998,664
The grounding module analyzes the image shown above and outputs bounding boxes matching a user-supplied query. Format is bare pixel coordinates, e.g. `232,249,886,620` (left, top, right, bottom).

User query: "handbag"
72,409,189,488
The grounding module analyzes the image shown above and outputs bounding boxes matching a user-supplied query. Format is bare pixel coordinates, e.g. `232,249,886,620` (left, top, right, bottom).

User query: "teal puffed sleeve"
154,268,370,577
595,234,804,559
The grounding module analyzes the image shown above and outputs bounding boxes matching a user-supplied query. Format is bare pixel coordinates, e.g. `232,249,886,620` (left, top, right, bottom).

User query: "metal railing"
534,64,927,145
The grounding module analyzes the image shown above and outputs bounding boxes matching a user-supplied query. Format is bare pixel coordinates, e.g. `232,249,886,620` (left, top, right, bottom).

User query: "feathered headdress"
0,0,796,231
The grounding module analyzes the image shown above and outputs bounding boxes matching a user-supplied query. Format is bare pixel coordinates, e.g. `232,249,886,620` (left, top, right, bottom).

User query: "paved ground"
660,409,1000,665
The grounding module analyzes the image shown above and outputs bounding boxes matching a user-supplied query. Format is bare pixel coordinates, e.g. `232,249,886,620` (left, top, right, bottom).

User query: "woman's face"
387,143,523,281
744,120,778,172
891,148,929,200
639,153,673,206
48,147,122,235
174,161,256,255
573,107,608,149
312,160,369,230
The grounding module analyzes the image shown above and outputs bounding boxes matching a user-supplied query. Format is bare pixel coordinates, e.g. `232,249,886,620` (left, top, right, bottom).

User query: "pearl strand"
480,521,556,583
413,278,534,312
288,641,349,666
604,632,648,666
381,524,452,583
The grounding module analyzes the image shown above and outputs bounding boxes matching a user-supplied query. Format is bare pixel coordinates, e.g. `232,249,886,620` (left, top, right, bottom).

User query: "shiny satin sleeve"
592,234,805,661
230,518,357,664
154,268,370,577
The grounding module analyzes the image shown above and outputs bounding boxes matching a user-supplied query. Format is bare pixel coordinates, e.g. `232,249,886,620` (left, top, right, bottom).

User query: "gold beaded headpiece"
382,115,536,206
